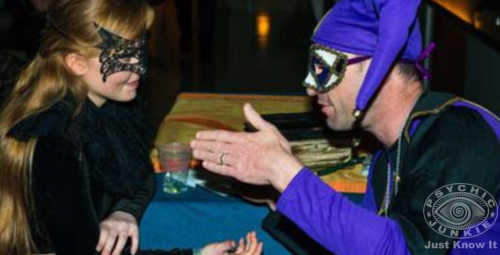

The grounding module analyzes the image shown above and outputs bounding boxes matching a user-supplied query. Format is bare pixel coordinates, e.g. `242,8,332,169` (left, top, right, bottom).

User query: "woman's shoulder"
7,98,76,141
33,135,82,179
24,98,84,182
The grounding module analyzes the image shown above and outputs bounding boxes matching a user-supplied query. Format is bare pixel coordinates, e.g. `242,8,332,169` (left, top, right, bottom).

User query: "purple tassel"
415,42,436,80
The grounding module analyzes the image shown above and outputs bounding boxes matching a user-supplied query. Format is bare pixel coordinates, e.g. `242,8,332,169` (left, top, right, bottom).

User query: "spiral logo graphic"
423,183,498,239
449,202,469,222
451,203,466,217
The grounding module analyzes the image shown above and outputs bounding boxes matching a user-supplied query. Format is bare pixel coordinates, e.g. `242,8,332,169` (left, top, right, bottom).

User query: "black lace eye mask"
95,25,147,82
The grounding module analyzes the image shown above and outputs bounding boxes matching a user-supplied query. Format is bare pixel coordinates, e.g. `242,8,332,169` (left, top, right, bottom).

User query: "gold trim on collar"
403,97,461,142
459,99,500,123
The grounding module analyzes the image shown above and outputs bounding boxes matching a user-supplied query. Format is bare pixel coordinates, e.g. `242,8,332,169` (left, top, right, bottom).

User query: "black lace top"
7,95,192,255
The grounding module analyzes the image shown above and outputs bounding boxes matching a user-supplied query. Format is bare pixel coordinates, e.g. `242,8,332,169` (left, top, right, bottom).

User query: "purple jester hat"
312,0,425,116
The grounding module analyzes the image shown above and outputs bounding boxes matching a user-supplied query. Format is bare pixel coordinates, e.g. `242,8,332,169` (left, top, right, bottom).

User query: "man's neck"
362,79,423,148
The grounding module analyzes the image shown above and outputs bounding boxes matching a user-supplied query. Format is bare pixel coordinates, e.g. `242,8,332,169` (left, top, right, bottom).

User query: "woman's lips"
126,80,139,89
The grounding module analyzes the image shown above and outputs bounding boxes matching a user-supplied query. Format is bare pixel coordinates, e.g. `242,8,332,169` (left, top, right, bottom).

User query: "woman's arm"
32,137,193,255
32,136,101,255
111,170,156,222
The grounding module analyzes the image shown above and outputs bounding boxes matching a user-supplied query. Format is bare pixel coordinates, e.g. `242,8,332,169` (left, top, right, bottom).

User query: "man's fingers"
193,149,237,166
192,149,218,163
243,103,291,153
190,140,228,154
243,103,273,132
202,161,236,176
110,234,127,255
195,130,247,143
244,102,284,141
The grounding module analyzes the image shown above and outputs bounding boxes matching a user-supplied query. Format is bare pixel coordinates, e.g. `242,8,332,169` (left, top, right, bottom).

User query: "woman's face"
79,26,147,107
82,56,140,107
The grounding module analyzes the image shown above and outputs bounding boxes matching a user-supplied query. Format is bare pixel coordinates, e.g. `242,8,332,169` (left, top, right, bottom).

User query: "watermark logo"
423,183,498,239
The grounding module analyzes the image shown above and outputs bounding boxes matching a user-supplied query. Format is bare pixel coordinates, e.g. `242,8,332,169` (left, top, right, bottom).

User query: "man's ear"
64,53,88,76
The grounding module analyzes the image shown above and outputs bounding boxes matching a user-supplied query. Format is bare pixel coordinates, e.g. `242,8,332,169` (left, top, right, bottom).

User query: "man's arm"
190,104,412,254
278,107,500,255
276,168,411,255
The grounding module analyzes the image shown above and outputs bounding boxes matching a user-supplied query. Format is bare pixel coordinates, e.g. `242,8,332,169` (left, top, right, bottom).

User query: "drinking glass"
157,142,192,194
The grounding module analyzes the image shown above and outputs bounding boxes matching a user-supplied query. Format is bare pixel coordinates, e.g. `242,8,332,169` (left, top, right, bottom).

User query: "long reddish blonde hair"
0,0,154,254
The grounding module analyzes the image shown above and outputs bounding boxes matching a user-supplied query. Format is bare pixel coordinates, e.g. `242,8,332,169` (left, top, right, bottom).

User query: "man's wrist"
271,156,303,193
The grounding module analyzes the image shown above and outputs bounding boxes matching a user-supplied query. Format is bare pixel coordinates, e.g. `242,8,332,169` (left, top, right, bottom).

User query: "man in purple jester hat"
190,0,500,254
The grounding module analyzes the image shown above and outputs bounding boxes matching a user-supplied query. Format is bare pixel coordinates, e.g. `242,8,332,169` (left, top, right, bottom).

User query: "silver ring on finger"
218,152,227,165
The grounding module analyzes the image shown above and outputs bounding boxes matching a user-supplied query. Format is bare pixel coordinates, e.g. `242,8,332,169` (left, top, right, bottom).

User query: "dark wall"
465,35,500,115
428,3,500,115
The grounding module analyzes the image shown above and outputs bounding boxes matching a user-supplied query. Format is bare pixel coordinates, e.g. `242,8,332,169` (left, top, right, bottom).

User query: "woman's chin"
112,93,137,103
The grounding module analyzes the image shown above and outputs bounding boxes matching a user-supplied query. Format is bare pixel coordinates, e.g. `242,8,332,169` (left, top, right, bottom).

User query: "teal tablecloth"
139,174,291,254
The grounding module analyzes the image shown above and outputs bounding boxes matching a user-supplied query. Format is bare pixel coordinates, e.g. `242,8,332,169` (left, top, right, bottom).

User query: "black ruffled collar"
7,98,76,141
8,96,153,197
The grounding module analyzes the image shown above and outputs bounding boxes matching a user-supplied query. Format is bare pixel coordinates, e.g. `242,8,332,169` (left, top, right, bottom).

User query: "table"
153,93,368,194
154,92,313,145
144,92,370,255
139,175,291,254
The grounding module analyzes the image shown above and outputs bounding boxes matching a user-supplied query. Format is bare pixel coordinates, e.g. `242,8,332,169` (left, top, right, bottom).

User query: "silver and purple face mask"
95,25,148,82
303,44,370,93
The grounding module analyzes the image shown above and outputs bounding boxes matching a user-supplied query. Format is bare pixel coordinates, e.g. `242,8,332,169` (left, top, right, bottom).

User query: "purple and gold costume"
278,0,500,254
277,91,500,254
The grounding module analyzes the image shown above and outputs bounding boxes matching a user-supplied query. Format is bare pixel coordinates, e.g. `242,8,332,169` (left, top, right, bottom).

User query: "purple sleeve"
276,168,411,255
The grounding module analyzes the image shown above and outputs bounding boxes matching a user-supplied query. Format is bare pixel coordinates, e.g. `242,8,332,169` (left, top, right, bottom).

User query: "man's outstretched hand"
190,103,303,192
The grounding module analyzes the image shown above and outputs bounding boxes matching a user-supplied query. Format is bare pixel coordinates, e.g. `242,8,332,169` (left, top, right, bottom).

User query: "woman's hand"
200,231,263,255
229,231,263,255
96,211,139,255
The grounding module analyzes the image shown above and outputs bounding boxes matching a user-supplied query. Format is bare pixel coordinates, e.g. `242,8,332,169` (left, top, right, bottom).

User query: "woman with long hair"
0,1,262,255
